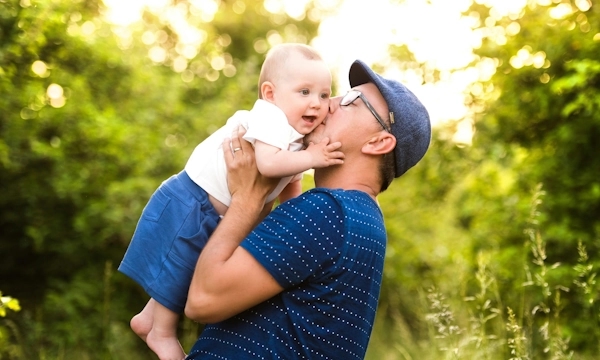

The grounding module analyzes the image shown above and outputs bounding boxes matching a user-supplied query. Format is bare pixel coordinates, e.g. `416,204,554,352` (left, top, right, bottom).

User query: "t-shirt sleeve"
242,100,299,150
240,190,344,288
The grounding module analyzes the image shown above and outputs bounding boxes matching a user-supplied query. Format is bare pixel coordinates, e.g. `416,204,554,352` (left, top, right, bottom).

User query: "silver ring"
233,147,242,152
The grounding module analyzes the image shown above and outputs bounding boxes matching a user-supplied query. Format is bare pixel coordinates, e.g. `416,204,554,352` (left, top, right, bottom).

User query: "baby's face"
271,56,332,135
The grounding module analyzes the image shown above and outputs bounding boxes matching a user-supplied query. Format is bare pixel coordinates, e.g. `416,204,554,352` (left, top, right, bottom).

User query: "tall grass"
367,184,598,359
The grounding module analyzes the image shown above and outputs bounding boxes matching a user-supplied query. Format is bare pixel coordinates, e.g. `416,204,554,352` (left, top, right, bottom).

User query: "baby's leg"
146,299,186,360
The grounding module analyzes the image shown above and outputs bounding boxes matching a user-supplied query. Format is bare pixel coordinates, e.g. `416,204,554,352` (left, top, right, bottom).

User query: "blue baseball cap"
349,60,431,177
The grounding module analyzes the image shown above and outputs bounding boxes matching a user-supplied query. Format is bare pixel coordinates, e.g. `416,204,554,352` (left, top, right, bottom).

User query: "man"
184,60,431,359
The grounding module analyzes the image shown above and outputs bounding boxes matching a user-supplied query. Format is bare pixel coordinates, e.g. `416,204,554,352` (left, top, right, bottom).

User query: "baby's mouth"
302,115,317,122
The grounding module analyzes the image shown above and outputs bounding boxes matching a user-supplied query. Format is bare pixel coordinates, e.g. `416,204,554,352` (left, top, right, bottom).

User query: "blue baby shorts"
118,170,221,313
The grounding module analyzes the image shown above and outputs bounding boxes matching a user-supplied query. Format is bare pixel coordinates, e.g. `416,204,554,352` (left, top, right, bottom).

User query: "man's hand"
304,137,344,169
224,126,279,207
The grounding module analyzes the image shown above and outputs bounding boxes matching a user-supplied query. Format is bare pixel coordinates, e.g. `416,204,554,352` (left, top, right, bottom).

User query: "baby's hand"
305,138,344,168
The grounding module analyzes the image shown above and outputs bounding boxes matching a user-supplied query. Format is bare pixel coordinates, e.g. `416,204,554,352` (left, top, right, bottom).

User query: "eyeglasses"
340,90,391,133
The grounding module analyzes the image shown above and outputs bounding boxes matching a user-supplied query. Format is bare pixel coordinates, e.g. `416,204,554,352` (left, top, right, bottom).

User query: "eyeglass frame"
339,90,391,133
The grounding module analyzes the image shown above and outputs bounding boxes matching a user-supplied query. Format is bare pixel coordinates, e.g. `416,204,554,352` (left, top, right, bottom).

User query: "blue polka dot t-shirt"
186,188,387,359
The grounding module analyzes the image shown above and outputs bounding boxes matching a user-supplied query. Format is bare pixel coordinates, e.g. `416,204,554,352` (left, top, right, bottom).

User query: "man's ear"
362,132,396,155
261,81,275,101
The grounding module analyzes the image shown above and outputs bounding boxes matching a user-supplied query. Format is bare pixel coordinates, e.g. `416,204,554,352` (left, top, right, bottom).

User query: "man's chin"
304,126,325,146
304,134,319,147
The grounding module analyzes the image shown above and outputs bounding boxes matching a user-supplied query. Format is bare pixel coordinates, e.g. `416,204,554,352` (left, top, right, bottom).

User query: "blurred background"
1,0,599,358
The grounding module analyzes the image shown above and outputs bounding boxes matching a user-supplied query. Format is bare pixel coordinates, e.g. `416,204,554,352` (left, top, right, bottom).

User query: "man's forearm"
196,195,263,271
185,195,262,299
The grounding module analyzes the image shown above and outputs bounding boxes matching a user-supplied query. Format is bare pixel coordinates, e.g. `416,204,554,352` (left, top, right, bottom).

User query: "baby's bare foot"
130,313,152,341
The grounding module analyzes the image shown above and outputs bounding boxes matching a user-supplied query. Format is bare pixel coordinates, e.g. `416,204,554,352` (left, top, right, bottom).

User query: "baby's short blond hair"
258,43,323,99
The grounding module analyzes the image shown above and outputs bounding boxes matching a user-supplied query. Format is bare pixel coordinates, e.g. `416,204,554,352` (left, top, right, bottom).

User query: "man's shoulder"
292,188,377,210
298,187,343,200
302,187,370,199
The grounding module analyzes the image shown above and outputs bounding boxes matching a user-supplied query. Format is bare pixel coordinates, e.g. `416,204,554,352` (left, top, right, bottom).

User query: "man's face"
305,82,389,148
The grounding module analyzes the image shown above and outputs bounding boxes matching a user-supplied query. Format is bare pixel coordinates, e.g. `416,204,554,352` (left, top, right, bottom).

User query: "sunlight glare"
103,0,214,50
549,3,573,19
476,0,527,17
189,0,220,22
47,84,66,108
265,0,312,19
312,0,532,138
101,0,540,143
313,0,479,128
103,0,148,26
575,0,592,12
31,60,49,78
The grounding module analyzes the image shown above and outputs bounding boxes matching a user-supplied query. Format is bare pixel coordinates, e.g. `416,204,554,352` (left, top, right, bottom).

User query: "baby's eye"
301,89,310,95
320,93,330,100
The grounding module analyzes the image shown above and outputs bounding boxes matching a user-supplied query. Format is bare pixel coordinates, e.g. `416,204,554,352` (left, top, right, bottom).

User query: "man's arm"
184,128,283,324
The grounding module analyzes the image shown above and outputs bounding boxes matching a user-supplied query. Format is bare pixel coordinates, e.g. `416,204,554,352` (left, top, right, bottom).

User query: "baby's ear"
261,81,276,101
362,133,396,155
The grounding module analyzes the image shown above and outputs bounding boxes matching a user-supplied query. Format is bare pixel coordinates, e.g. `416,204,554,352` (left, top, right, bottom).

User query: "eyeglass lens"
340,90,390,132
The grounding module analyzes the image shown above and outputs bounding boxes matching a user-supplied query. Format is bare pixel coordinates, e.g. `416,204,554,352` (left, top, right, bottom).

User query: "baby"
118,43,343,359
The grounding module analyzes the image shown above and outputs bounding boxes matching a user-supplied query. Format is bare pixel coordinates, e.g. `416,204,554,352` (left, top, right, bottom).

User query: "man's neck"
314,168,379,200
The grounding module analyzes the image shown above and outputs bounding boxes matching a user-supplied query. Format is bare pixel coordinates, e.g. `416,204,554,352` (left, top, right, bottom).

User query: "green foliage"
465,1,600,354
0,0,322,357
367,2,599,359
1,0,599,358
470,1,600,248
0,291,21,358
0,292,20,318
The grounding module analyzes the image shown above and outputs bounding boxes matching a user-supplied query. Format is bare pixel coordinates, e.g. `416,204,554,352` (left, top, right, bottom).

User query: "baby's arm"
254,138,344,178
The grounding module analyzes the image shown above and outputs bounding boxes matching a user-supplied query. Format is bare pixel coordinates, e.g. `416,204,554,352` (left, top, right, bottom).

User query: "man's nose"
328,96,341,113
